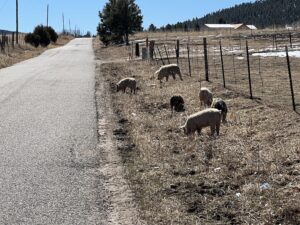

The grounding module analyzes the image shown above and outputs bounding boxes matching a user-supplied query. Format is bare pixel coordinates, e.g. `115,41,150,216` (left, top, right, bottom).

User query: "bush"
33,25,51,47
25,33,40,48
84,31,92,38
45,26,58,43
25,25,59,47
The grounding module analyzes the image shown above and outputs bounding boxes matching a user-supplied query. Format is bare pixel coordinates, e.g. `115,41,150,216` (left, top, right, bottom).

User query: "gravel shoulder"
93,39,145,225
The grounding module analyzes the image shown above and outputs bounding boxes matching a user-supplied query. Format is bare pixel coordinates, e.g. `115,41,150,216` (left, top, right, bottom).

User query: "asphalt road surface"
0,38,105,224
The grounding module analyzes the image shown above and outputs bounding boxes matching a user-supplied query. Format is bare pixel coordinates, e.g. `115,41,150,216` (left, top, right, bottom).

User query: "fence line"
128,32,300,112
0,32,27,54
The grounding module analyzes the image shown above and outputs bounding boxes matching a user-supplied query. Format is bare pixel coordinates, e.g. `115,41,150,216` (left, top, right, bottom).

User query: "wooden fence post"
135,43,140,57
6,34,9,53
149,40,155,60
219,40,226,88
176,40,180,65
285,46,296,111
187,43,191,76
131,41,134,59
153,46,158,65
1,32,4,52
246,41,253,99
164,44,170,64
203,37,209,81
12,32,15,48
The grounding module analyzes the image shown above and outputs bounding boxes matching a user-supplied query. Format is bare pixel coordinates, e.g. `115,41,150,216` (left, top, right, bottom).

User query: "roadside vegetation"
94,35,300,224
0,34,73,69
25,25,58,47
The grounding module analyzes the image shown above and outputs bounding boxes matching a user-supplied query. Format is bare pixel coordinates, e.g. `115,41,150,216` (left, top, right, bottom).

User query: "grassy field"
95,33,300,224
129,29,300,112
0,35,73,69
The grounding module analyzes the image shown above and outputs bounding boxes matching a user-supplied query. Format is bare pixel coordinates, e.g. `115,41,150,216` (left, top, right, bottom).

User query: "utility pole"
69,19,71,34
16,0,18,44
62,13,65,34
47,4,49,27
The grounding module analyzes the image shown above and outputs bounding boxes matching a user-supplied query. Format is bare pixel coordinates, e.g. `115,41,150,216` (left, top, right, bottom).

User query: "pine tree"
148,24,157,32
97,0,143,45
166,0,300,31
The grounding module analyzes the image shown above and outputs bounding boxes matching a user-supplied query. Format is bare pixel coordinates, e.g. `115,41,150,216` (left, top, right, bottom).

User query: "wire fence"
0,32,27,54
129,32,300,112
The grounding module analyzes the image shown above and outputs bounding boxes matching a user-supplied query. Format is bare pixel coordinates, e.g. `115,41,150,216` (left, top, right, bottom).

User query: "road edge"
94,55,146,224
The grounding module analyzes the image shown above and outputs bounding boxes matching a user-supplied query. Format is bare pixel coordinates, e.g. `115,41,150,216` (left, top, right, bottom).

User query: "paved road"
0,39,105,224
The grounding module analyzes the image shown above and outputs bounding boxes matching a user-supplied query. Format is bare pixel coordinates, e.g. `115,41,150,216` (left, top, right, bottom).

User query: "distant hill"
0,29,13,34
161,0,300,31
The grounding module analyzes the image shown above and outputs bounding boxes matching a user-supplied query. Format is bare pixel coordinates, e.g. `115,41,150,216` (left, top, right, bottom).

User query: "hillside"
167,0,300,31
0,29,13,34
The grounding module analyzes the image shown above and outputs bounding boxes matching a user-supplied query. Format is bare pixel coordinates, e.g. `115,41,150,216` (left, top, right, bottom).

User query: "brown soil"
94,36,300,225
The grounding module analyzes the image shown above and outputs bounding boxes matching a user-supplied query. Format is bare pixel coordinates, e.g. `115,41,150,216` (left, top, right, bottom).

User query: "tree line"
97,0,300,45
148,0,300,32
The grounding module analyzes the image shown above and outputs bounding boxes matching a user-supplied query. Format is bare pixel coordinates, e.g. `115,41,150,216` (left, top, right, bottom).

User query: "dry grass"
128,29,300,111
0,35,73,69
95,37,300,225
132,28,297,41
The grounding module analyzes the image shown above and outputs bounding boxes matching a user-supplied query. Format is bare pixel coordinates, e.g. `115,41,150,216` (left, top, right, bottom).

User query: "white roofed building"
204,24,236,29
246,25,257,30
203,23,257,30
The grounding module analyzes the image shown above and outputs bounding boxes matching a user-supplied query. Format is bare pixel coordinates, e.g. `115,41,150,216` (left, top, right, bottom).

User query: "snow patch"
253,51,300,58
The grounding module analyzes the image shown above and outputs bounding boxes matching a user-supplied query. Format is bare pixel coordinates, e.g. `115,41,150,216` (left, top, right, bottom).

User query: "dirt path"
95,59,145,225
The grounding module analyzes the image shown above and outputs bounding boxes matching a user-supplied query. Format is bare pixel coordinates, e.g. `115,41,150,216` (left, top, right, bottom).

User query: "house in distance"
204,23,257,31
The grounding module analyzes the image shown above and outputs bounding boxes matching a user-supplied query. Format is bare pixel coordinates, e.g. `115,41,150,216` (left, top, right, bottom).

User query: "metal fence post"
187,43,191,76
246,41,253,99
219,40,226,88
203,38,209,81
285,46,296,111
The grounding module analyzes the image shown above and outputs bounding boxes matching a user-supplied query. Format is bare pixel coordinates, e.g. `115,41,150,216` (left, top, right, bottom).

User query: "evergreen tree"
184,24,188,32
218,18,226,24
148,24,157,32
45,26,58,43
33,25,51,47
165,24,172,31
97,0,143,45
165,0,300,31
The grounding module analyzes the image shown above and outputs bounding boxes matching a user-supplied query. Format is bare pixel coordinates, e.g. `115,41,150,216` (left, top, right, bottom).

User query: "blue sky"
0,0,254,34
